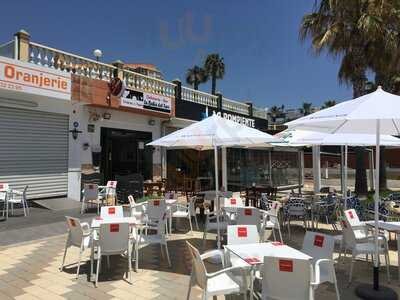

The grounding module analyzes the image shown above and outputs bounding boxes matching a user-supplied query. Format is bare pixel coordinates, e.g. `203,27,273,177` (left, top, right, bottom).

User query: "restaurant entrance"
100,128,153,181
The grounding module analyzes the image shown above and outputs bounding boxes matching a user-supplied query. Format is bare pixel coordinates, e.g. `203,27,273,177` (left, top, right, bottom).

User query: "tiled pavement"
1,217,400,299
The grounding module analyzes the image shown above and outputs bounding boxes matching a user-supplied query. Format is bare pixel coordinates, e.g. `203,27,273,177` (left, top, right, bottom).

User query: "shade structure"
148,114,280,149
149,114,282,249
285,87,400,296
275,128,400,146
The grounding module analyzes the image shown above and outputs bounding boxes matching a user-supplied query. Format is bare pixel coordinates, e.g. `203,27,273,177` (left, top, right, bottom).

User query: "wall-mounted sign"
0,56,71,100
120,88,171,113
175,100,268,130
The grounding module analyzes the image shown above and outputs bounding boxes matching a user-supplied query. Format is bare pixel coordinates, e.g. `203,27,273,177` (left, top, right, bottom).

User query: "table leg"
397,232,400,285
250,266,255,300
90,235,94,282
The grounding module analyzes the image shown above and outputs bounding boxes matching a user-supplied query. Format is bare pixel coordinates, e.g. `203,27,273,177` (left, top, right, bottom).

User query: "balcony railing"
222,97,250,115
29,42,116,80
123,69,175,98
253,107,268,119
181,86,218,107
3,38,270,120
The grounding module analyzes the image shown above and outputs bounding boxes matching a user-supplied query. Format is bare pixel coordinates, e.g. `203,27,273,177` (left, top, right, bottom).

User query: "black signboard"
175,100,268,130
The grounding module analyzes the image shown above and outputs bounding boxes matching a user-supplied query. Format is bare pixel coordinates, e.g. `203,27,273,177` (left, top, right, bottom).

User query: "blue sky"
0,1,352,109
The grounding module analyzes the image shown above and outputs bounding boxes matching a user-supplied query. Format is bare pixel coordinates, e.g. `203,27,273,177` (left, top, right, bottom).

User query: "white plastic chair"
186,241,249,300
128,195,146,219
0,183,9,217
93,222,132,287
226,225,260,269
60,216,92,278
100,205,124,219
99,181,118,204
170,196,198,234
132,209,171,270
202,209,230,249
262,201,283,243
301,231,340,299
8,185,29,217
236,207,263,237
261,256,313,300
81,184,101,214
341,219,390,283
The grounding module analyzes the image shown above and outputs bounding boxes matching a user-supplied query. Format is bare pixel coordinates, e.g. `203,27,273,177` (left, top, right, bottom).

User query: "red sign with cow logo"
348,211,354,219
244,208,252,216
230,198,237,205
279,259,293,272
110,224,119,232
108,207,115,215
154,200,160,206
237,227,248,237
314,235,324,247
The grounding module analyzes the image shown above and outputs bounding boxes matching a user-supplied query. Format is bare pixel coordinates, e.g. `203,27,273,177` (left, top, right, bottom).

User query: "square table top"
224,242,312,266
365,220,400,232
91,217,142,229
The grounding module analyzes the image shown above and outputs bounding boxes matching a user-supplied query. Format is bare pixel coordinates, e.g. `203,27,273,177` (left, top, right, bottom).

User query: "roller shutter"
0,105,69,199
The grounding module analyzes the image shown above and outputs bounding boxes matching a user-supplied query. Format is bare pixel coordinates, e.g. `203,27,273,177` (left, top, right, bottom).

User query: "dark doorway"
100,128,153,181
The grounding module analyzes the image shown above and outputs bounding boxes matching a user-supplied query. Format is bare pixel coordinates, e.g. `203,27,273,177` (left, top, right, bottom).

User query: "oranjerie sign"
0,56,71,100
120,88,171,113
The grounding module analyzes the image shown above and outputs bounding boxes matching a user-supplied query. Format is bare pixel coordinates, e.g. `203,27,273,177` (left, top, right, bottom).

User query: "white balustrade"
29,42,116,80
181,86,218,107
123,69,175,98
222,97,250,115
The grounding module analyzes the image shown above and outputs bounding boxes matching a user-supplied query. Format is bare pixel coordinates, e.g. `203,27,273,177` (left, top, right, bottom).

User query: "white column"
312,145,321,193
67,103,83,202
221,147,228,191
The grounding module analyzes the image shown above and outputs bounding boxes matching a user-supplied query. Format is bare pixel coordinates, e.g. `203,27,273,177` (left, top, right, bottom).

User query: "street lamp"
93,49,103,62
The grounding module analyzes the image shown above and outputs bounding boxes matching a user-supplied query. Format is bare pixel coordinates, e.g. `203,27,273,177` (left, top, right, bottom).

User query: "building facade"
0,30,300,201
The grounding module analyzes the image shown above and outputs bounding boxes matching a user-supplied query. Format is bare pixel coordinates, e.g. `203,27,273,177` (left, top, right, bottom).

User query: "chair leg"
349,254,355,284
76,244,84,279
164,243,171,267
194,215,199,230
106,256,110,269
60,242,69,271
128,249,132,284
135,246,139,271
272,228,276,241
186,272,194,300
333,269,340,300
188,216,193,235
81,199,85,214
278,226,283,243
95,252,101,287
385,252,391,283
202,230,207,250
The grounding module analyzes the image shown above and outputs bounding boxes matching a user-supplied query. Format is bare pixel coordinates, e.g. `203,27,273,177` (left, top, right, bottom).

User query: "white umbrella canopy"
149,114,281,249
285,86,400,292
286,87,400,135
275,128,400,146
148,114,281,149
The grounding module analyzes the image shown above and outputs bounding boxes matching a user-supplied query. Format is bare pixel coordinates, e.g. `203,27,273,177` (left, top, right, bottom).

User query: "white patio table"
89,216,144,281
224,242,312,299
365,220,400,284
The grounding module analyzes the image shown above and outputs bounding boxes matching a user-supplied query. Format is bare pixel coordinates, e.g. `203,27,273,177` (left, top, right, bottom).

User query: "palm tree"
185,65,208,90
268,105,284,123
204,53,225,95
300,102,313,116
300,0,400,195
321,100,336,109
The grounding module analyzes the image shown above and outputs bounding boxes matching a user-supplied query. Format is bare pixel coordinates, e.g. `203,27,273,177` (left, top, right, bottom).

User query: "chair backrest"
186,241,207,289
340,218,357,248
269,201,281,216
286,197,306,216
84,183,98,201
227,225,259,245
236,207,262,232
188,196,197,217
224,197,244,208
107,181,117,189
147,199,167,221
164,191,175,199
232,192,241,199
100,206,124,218
262,256,312,300
128,195,135,206
344,209,362,227
65,216,84,247
301,231,335,261
0,183,9,192
99,222,130,254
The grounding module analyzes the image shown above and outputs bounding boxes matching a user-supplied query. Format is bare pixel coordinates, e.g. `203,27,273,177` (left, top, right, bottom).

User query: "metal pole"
214,145,221,249
373,119,381,290
344,144,348,209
